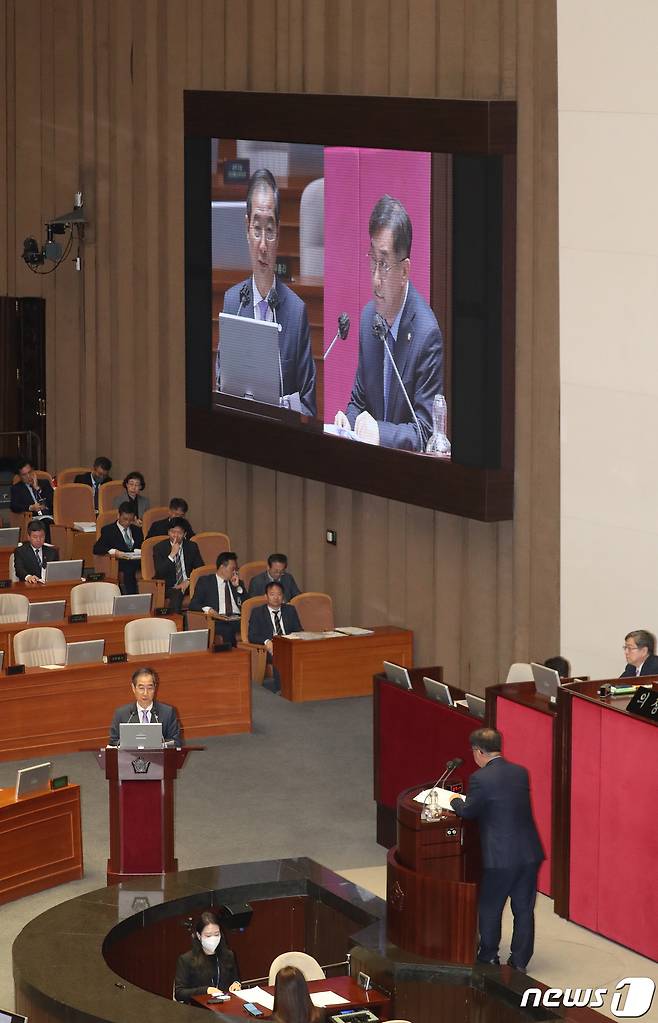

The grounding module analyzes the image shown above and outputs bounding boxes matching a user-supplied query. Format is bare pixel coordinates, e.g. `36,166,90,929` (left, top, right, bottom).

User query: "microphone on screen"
323,312,350,360
237,283,251,315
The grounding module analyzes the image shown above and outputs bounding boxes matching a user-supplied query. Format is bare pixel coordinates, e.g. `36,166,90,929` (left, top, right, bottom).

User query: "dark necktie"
383,328,394,418
175,551,184,584
224,581,233,615
274,610,283,636
35,548,43,569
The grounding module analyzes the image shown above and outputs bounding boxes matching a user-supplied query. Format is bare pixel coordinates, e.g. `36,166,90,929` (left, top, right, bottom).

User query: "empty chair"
290,592,334,632
505,662,533,683
240,560,268,592
56,466,91,485
70,581,121,616
98,480,127,514
0,593,29,623
53,483,96,526
268,951,326,985
299,177,324,277
124,617,177,655
141,505,170,536
13,626,67,667
191,531,230,566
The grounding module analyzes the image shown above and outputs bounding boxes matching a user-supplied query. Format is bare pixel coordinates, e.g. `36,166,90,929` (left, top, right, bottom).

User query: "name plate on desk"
223,157,249,184
69,613,87,623
0,579,11,589
627,685,658,720
155,607,173,617
84,571,104,582
108,652,128,664
7,664,25,675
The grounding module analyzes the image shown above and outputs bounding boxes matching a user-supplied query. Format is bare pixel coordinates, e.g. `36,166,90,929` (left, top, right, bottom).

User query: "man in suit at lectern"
450,727,544,973
108,666,181,746
619,629,658,677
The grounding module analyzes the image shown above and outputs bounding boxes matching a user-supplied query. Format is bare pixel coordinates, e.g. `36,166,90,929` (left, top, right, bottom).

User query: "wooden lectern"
98,746,201,884
386,784,480,964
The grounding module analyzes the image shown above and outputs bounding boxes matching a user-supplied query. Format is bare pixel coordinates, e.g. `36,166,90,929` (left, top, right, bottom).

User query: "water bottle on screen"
426,394,451,456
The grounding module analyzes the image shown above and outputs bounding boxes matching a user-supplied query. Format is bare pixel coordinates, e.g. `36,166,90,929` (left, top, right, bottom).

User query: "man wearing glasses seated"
334,194,444,452
619,629,658,677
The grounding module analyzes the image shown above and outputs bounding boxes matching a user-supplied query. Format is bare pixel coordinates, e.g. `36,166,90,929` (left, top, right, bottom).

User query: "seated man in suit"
74,456,112,513
108,666,181,746
146,497,194,540
620,629,658,677
93,502,143,595
153,518,203,612
13,520,59,583
220,168,317,416
334,194,444,452
189,551,247,648
10,459,55,541
247,552,301,602
248,580,302,693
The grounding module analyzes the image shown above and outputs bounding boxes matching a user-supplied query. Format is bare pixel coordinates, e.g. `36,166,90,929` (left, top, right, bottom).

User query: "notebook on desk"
0,527,20,547
383,660,412,690
27,599,66,623
119,722,163,749
45,559,83,582
422,676,454,706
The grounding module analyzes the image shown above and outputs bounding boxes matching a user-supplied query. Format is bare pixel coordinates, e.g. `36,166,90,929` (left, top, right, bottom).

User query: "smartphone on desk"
244,1004,264,1018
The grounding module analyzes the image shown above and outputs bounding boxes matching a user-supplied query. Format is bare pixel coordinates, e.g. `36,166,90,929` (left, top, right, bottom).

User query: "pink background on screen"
323,148,432,422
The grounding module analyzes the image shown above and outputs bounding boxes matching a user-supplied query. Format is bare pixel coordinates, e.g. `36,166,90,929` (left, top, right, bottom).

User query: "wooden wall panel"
0,0,560,691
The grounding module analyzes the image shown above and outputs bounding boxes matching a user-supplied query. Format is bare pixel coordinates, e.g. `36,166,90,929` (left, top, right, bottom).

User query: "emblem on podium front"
131,756,151,775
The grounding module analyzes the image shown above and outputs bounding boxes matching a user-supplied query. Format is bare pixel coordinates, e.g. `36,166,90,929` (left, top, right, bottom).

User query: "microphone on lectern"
373,312,422,440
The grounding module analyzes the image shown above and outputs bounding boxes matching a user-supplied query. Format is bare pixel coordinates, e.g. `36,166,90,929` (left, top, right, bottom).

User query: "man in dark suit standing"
220,168,317,416
93,502,143,595
10,459,55,541
188,551,247,647
619,629,658,677
248,580,302,692
13,520,59,582
334,195,444,452
247,552,301,602
146,497,194,539
108,666,181,746
74,456,112,513
153,518,203,612
450,728,544,972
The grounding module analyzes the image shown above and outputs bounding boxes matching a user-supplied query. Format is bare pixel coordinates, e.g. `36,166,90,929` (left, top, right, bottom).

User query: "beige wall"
558,0,658,677
0,0,560,690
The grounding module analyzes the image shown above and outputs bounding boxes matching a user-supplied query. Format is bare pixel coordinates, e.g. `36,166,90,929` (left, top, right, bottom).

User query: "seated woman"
174,911,241,1004
112,471,150,526
272,966,324,1023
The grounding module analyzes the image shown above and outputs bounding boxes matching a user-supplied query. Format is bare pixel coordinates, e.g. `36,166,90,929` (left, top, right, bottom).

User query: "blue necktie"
383,329,394,418
258,298,269,320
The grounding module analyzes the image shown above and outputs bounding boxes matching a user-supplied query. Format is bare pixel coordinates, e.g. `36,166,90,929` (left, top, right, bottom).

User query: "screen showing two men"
211,139,451,458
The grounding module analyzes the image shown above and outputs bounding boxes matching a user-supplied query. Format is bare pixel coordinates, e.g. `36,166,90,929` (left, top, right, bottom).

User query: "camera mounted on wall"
21,191,86,274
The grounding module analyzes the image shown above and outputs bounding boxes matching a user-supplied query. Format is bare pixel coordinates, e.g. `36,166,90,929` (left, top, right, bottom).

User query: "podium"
386,784,480,964
98,746,201,884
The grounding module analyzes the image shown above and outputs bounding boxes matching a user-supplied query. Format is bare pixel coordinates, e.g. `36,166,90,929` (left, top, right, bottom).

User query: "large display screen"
185,92,516,520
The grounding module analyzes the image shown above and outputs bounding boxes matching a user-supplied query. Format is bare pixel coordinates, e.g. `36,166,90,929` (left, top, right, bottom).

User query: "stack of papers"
287,631,348,641
310,991,350,1008
73,521,97,532
233,987,274,1010
122,549,141,559
413,786,464,809
336,626,374,636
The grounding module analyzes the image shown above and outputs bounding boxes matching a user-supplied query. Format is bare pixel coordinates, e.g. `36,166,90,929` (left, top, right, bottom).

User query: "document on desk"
310,991,350,1007
286,631,348,640
73,521,97,532
233,987,275,1010
414,786,464,810
335,626,375,636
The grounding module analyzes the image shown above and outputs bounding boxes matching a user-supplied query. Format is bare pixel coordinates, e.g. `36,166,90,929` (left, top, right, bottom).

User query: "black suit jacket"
108,700,181,746
74,472,112,512
146,516,195,540
13,543,59,581
222,278,317,416
248,602,302,644
247,570,301,602
93,522,144,556
153,539,203,589
188,573,247,613
10,479,54,517
346,282,444,451
451,757,544,870
620,653,658,678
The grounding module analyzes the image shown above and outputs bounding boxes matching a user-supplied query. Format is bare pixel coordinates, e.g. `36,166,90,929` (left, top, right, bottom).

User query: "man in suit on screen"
248,580,302,693
220,168,317,416
108,666,181,746
334,194,444,452
449,728,544,972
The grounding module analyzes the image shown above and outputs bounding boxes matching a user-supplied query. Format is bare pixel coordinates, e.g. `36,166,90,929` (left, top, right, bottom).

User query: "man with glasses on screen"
334,194,444,451
221,168,317,416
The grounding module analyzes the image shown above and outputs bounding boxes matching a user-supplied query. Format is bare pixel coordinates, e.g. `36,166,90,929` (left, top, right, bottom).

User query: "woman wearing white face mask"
174,910,241,1003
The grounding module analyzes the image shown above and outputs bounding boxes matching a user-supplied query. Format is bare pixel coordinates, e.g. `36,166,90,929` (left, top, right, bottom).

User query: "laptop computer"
219,311,282,406
422,676,454,706
15,761,51,800
383,660,412,690
466,693,486,719
168,629,209,654
0,526,20,547
119,722,163,749
65,639,105,665
0,1010,29,1023
27,599,66,623
112,592,152,617
45,559,83,582
531,662,561,702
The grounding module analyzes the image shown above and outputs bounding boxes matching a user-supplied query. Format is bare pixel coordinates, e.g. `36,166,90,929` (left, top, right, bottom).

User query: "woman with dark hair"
174,911,241,1003
112,471,149,525
272,966,324,1023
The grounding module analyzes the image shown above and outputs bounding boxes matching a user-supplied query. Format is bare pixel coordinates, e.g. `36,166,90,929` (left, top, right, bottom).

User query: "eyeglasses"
622,645,640,651
366,253,407,277
250,224,277,243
